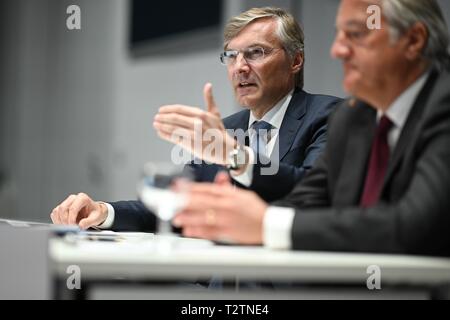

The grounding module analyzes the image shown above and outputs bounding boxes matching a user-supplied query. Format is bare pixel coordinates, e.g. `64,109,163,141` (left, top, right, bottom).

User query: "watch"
227,144,247,171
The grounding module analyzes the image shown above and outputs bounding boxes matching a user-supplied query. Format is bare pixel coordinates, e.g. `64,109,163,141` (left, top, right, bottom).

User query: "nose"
233,53,250,73
330,31,351,60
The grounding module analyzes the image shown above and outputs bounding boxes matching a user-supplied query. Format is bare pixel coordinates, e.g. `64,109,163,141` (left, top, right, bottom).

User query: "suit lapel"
225,111,249,132
383,70,438,189
334,102,376,205
277,89,308,160
225,111,250,145
233,112,250,132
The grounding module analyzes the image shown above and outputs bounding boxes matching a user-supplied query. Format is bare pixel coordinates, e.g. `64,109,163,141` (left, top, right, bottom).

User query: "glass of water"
137,162,193,240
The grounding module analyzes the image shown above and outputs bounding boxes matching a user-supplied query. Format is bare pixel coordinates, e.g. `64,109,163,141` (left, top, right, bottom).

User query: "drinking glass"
137,162,193,242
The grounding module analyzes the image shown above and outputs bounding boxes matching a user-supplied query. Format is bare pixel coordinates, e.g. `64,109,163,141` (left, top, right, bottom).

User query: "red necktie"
360,115,393,207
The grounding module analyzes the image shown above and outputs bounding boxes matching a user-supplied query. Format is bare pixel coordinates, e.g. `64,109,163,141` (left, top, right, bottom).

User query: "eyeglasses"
220,46,282,66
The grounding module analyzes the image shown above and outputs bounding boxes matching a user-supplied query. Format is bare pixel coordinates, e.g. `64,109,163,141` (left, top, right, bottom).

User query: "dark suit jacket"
111,88,341,232
274,70,450,256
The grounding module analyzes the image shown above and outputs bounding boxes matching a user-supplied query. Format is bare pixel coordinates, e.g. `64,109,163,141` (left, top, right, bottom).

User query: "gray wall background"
0,0,449,222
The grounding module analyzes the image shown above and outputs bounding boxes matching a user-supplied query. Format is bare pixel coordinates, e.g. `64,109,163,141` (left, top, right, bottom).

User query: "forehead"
337,0,383,26
228,18,280,48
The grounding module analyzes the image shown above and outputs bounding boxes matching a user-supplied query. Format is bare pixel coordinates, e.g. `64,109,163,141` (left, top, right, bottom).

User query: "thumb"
203,83,220,117
214,171,232,186
79,211,102,230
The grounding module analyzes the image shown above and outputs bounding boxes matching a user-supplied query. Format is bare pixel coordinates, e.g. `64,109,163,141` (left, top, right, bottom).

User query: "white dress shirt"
232,90,294,186
264,72,430,250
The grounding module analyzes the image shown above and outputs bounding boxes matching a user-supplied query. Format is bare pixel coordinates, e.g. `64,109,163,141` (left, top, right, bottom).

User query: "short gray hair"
224,7,305,88
382,0,450,70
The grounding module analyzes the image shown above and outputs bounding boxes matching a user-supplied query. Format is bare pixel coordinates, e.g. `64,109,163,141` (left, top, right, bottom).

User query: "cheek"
252,67,271,88
356,50,385,72
264,61,290,83
227,69,234,82
346,72,363,88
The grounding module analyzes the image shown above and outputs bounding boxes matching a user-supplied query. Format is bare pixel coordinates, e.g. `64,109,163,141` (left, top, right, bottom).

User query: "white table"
49,234,450,300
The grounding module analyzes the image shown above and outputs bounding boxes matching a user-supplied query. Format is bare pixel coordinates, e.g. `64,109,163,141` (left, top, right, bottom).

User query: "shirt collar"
248,90,294,130
378,71,430,129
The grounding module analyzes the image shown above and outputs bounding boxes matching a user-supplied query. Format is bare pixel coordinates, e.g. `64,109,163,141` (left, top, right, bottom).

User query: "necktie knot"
377,115,393,137
251,121,273,157
252,120,273,143
252,120,273,132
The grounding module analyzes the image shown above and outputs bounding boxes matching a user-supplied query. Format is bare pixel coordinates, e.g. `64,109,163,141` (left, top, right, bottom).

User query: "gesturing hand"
154,83,236,165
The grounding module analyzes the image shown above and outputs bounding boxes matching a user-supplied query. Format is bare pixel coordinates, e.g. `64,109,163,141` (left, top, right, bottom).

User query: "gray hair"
224,7,305,88
382,0,450,70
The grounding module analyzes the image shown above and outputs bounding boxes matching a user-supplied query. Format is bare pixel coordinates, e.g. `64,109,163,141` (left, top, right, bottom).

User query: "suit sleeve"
109,200,157,232
272,149,331,209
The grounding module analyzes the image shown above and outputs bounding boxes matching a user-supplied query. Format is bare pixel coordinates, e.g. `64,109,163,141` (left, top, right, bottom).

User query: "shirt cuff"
230,146,254,187
97,202,115,229
263,206,295,250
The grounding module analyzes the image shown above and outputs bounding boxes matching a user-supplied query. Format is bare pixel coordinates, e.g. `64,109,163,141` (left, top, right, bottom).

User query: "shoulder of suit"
222,109,249,128
431,68,450,99
300,89,342,104
329,98,376,127
418,69,450,120
299,90,345,117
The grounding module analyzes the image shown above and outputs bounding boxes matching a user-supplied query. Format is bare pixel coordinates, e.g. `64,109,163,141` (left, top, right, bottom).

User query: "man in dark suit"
174,0,450,256
50,7,339,231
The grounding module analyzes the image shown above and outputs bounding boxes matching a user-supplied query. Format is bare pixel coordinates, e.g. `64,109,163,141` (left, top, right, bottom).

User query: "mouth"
236,81,257,90
343,63,356,73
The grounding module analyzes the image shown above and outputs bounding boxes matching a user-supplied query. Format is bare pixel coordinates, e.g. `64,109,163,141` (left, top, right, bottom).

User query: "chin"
237,96,256,108
240,100,254,108
342,76,359,96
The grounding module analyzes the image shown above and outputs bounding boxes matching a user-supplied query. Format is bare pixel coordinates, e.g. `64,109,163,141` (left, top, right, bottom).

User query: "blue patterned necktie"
251,120,273,159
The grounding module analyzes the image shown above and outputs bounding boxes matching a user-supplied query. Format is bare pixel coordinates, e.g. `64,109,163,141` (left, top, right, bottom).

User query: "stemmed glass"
137,162,193,250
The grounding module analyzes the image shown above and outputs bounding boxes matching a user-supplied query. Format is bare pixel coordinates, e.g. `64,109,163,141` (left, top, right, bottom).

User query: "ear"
291,51,304,74
404,22,428,61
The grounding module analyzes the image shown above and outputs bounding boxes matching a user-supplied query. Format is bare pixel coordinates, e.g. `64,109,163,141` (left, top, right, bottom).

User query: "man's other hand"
50,193,108,230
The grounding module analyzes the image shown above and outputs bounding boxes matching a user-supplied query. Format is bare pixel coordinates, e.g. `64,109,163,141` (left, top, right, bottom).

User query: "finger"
155,128,171,142
203,83,220,117
173,210,219,228
183,190,223,211
158,105,204,117
68,193,91,225
155,129,179,145
214,171,232,186
173,197,234,222
50,209,60,225
182,225,222,240
154,113,200,130
153,121,179,135
153,120,173,138
154,121,194,139
55,194,77,225
154,125,197,151
54,210,65,225
60,194,77,208
78,210,102,230
173,212,202,228
172,178,191,193
187,183,235,198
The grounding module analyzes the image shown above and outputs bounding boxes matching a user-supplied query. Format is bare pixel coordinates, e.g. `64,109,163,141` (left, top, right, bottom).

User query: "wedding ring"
205,209,217,226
